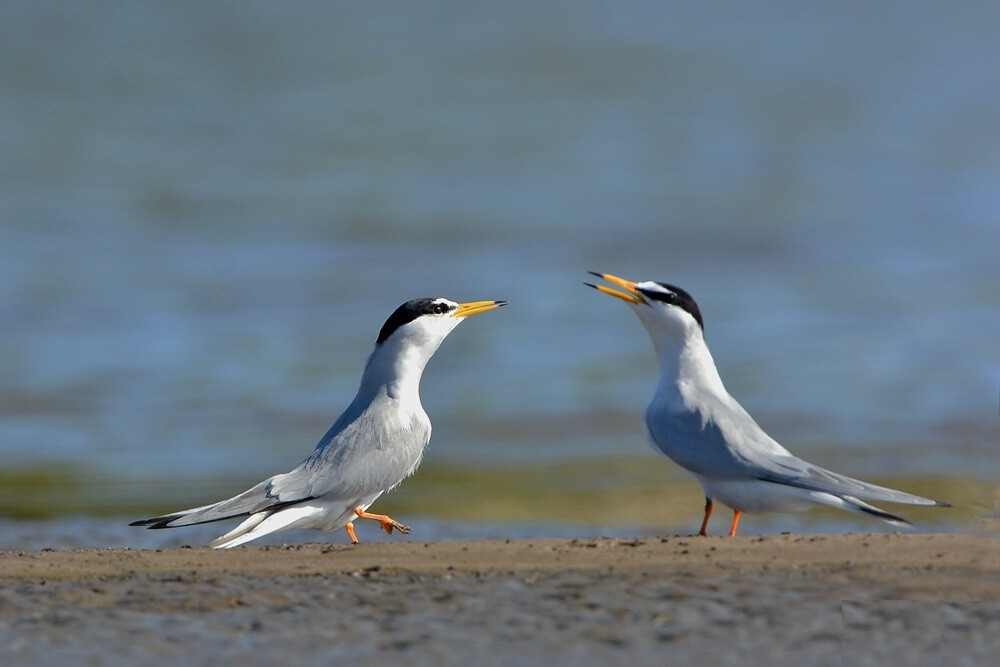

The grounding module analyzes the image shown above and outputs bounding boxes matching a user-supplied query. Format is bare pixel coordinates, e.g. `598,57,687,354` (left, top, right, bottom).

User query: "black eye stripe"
376,298,453,344
638,283,705,331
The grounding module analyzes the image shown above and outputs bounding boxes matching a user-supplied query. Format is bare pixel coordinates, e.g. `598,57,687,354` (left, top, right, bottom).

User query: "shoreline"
2,534,997,664
4,533,997,593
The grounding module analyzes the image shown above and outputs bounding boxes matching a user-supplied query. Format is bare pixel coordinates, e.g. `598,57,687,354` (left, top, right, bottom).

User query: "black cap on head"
376,298,454,344
638,282,704,330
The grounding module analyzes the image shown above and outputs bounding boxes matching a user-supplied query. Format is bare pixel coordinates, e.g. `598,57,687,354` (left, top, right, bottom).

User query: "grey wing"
644,402,764,479
267,401,431,504
746,452,942,505
130,477,300,528
133,400,431,530
646,399,942,506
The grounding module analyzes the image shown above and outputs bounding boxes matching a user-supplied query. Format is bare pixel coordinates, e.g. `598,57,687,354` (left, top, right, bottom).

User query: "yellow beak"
585,272,643,304
454,300,508,317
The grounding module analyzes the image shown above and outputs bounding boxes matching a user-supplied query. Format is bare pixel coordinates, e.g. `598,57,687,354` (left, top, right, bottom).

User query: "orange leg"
728,510,742,537
698,497,713,536
344,522,358,544
353,508,411,536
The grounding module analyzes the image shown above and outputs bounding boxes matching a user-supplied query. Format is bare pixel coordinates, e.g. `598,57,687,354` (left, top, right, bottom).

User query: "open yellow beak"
585,272,643,304
454,300,508,317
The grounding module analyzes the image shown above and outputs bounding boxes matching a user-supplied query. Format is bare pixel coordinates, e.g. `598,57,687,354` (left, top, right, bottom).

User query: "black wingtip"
935,500,953,508
855,504,912,526
129,517,173,529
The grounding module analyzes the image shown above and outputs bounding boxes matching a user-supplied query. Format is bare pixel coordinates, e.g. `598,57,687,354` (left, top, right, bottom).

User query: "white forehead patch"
636,281,672,296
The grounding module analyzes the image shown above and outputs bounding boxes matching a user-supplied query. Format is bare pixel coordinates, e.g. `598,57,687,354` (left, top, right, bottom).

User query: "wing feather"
645,397,943,506
132,393,431,530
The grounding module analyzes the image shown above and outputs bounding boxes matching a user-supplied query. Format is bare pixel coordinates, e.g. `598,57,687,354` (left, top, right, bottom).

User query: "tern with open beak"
587,272,947,535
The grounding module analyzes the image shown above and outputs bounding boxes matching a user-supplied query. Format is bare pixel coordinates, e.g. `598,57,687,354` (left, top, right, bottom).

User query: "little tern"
131,297,506,548
587,272,948,536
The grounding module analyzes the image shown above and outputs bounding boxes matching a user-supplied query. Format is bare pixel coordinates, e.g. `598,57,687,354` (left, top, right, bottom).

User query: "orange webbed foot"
353,508,411,537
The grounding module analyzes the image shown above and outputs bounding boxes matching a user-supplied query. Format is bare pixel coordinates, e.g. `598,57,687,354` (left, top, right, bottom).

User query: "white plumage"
587,272,947,535
132,297,505,548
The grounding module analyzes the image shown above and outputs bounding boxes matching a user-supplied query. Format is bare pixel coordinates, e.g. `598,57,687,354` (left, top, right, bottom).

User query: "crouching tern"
131,297,506,548
587,272,948,536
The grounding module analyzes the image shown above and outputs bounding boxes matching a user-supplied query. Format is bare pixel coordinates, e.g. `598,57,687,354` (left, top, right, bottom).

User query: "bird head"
586,272,704,340
376,298,508,350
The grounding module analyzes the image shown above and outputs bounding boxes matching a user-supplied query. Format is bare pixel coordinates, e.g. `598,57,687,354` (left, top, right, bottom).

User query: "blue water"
1,2,998,513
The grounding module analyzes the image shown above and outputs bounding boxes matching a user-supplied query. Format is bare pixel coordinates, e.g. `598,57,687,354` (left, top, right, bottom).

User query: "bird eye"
433,303,449,314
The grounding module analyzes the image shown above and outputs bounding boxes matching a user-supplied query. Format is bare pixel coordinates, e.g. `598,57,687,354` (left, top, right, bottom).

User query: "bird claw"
354,508,411,538
380,519,410,535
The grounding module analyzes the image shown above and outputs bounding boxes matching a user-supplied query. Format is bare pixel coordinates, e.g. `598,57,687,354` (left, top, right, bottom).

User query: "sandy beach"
1,533,997,665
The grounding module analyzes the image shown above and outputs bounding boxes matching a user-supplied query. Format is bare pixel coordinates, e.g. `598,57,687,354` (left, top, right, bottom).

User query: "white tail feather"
210,505,326,549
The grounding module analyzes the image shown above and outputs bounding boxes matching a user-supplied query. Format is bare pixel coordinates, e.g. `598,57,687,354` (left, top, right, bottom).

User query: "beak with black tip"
585,272,644,305
454,300,508,317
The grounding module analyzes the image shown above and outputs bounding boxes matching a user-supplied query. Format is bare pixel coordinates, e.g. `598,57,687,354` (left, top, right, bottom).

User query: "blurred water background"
1,2,998,547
